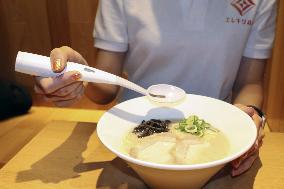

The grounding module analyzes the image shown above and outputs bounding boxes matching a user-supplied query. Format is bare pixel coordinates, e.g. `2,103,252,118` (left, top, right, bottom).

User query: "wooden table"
0,107,284,189
0,107,105,167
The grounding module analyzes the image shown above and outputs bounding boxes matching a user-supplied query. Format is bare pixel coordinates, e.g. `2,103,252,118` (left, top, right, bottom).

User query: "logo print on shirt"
231,0,256,16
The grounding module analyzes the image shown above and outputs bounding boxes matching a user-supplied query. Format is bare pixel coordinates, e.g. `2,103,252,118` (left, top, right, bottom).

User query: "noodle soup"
121,116,229,165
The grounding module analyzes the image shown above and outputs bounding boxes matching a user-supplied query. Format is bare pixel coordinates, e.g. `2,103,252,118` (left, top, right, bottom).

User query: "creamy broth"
121,122,229,165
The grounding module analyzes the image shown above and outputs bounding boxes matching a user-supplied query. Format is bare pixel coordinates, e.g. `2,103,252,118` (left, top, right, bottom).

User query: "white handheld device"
15,51,147,95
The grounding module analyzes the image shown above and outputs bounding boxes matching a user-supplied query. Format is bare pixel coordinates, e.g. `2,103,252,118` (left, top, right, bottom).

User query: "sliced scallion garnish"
176,115,219,137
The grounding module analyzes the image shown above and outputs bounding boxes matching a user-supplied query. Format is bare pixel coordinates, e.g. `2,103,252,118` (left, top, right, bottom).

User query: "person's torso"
120,0,259,102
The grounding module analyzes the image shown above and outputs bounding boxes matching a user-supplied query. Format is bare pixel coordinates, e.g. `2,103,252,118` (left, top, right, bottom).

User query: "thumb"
50,48,68,73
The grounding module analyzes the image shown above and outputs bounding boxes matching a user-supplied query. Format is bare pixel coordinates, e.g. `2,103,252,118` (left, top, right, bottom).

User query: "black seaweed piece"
132,119,171,138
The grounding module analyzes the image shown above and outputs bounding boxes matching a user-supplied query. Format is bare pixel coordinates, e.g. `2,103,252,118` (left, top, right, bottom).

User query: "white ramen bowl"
97,94,257,189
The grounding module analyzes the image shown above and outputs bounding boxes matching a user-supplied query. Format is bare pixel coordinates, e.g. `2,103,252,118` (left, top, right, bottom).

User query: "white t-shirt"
93,0,276,102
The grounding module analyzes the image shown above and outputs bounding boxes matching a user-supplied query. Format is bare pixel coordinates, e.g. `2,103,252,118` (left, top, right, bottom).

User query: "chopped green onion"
185,124,197,133
176,115,219,137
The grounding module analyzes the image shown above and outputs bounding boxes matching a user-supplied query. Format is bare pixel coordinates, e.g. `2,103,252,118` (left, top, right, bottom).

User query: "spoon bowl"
147,84,186,103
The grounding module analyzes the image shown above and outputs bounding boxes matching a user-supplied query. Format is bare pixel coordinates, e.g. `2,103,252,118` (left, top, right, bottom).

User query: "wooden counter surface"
0,107,283,189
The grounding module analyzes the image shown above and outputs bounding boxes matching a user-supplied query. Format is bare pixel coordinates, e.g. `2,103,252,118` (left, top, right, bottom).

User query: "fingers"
232,120,263,171
45,83,84,101
234,104,262,133
231,144,258,169
252,113,262,131
34,71,83,107
234,104,254,117
50,82,82,97
39,82,84,107
231,103,264,175
35,71,81,94
50,46,86,73
34,84,45,95
231,151,259,177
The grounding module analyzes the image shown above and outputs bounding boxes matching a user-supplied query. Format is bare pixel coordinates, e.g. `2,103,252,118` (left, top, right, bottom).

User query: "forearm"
85,83,119,105
232,82,263,108
232,57,266,109
85,49,125,105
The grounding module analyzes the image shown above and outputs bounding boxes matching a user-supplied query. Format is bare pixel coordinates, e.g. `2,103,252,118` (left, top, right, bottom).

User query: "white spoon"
15,51,186,103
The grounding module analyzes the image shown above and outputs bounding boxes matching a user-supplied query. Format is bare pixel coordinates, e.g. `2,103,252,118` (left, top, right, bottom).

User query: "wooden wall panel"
67,0,98,65
264,1,284,132
0,1,12,81
0,0,51,89
47,0,71,48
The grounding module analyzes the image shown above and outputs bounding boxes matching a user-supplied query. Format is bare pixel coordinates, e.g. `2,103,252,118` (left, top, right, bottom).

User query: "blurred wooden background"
0,0,283,131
